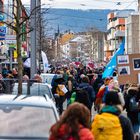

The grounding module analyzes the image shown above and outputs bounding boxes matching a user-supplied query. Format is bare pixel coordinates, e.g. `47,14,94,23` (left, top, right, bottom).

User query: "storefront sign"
0,26,6,36
0,14,5,21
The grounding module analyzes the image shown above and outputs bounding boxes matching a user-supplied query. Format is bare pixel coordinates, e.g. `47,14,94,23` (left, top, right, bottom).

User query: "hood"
79,83,89,88
100,105,122,116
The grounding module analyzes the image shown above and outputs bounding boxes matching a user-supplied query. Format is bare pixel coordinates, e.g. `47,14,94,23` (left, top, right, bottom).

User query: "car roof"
0,94,54,108
14,82,52,90
40,73,56,76
14,82,51,87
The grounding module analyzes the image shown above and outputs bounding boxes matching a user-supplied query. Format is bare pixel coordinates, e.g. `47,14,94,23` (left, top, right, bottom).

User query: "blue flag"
102,39,125,79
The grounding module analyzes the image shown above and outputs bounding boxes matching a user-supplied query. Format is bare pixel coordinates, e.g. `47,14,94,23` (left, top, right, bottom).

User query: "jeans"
138,112,140,132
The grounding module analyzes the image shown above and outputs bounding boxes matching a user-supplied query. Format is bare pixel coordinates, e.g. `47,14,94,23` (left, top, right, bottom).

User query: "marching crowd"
0,64,139,140
50,64,140,140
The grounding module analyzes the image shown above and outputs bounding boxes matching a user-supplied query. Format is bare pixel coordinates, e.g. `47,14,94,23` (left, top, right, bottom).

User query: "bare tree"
1,0,41,95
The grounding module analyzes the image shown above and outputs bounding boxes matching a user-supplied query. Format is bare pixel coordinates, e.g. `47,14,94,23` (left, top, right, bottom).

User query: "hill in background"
44,8,111,35
43,8,134,36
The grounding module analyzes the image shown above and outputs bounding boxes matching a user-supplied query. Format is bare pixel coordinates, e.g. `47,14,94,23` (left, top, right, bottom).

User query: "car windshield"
0,105,56,138
12,83,52,98
41,75,55,85
41,74,62,85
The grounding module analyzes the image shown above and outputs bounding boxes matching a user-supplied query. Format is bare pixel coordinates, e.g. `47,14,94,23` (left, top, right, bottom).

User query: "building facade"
126,13,140,54
4,0,29,62
106,10,133,59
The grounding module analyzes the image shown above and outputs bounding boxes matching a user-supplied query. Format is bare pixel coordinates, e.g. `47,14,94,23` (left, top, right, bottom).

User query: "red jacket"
49,124,94,140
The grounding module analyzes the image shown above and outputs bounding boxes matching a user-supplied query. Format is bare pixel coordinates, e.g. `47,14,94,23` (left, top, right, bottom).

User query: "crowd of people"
0,64,139,140
49,64,140,140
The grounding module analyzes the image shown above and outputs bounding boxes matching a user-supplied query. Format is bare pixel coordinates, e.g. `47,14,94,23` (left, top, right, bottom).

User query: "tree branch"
19,28,33,37
0,11,14,20
1,21,17,32
19,5,41,27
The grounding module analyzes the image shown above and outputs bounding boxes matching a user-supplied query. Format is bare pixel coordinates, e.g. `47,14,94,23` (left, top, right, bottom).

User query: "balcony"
107,32,115,40
107,21,115,30
115,18,125,27
108,45,115,51
115,30,125,37
115,43,121,49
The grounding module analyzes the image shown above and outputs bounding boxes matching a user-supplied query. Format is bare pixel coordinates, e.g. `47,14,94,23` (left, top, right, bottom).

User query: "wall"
126,14,140,54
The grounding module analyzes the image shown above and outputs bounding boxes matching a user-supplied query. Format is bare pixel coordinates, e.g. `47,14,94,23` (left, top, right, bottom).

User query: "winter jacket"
49,124,94,140
91,105,134,140
125,93,139,124
79,83,95,105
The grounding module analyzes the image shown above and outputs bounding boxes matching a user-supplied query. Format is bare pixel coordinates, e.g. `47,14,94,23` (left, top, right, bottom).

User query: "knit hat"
105,91,121,105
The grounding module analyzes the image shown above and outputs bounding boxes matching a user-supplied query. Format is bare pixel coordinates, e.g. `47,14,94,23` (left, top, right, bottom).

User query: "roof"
59,33,74,45
0,94,54,108
70,36,86,43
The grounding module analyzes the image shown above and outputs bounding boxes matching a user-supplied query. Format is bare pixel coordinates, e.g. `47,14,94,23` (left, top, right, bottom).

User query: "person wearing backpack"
49,102,94,140
78,76,95,111
53,77,68,115
125,87,140,139
91,91,134,140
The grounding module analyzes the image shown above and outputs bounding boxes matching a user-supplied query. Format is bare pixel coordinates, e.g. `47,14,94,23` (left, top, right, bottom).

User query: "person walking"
91,91,134,140
66,75,74,106
49,102,94,140
124,86,140,139
78,76,95,110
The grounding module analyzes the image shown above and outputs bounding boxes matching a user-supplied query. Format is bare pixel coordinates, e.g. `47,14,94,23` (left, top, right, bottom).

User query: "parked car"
0,94,59,139
40,73,63,87
12,82,54,100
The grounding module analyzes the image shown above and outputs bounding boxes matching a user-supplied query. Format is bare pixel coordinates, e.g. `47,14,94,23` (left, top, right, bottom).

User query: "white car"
12,82,54,100
0,94,59,139
40,73,63,86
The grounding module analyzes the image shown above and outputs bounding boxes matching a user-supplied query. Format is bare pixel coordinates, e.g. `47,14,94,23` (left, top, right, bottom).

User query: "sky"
21,0,138,10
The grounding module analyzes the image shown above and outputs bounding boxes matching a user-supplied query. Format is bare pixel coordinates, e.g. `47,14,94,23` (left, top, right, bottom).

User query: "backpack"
75,86,91,110
56,84,68,96
69,91,76,104
92,113,123,140
129,96,139,112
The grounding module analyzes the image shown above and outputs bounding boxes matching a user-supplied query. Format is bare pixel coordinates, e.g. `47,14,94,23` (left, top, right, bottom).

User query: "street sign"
0,14,5,21
5,35,16,40
5,35,16,45
0,26,6,36
9,44,16,49
6,40,17,44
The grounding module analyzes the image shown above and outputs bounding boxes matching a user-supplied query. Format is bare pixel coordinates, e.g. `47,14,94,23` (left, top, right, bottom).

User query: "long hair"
49,103,90,140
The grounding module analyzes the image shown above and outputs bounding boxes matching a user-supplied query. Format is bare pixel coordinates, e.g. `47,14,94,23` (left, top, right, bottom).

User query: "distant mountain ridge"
43,8,134,35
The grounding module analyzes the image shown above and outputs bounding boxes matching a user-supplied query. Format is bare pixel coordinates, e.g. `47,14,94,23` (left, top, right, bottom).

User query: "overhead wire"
91,0,136,3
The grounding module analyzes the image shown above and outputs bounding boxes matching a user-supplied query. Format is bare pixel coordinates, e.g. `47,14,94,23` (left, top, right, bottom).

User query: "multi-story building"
0,0,7,61
106,10,133,59
54,32,74,62
5,0,29,62
88,31,106,62
126,13,140,54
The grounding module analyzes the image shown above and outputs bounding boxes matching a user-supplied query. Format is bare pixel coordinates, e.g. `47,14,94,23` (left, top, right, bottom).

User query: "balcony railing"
115,30,125,37
107,22,115,30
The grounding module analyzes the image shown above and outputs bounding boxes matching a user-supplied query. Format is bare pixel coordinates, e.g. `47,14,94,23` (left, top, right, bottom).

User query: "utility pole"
30,0,41,78
138,0,140,11
36,0,41,73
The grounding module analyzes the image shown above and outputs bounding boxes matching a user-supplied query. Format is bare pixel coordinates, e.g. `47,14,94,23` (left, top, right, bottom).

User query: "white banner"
41,51,48,73
23,58,30,68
